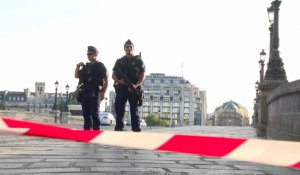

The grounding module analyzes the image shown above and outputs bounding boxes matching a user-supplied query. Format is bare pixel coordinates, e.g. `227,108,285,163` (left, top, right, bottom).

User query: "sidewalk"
0,125,299,174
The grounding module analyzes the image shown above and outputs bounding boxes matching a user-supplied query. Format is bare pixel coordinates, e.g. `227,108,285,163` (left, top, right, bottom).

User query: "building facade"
1,83,66,114
213,100,249,126
109,73,207,126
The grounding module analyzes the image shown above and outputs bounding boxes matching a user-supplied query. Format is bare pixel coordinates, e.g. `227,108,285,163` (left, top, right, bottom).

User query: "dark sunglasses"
87,52,94,56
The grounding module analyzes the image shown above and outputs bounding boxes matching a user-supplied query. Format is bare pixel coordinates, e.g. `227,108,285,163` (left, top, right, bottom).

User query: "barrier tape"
0,116,299,169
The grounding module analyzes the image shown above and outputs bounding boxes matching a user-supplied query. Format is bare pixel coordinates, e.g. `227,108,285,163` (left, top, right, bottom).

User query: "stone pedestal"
50,110,61,123
257,80,286,137
61,111,71,124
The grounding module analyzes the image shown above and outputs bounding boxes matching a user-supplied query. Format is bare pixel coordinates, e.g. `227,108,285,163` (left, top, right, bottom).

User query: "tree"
145,113,168,127
58,101,66,112
0,104,6,110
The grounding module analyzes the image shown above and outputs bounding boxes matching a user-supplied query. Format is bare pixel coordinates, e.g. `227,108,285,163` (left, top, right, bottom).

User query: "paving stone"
29,162,71,168
0,163,24,169
0,125,299,174
75,162,131,167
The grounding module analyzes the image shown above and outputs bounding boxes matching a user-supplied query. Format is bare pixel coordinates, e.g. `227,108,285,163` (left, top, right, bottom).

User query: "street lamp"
264,0,286,82
64,84,69,112
52,81,59,110
267,6,274,23
105,97,108,112
259,49,266,82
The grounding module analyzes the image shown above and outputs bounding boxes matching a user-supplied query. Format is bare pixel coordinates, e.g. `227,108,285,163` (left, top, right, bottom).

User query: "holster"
76,84,86,103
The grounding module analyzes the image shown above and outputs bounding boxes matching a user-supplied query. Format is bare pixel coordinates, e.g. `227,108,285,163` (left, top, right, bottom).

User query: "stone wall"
0,111,83,127
266,79,300,141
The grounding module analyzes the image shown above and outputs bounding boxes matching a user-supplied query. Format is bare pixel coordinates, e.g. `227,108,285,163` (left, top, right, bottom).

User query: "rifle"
114,67,144,106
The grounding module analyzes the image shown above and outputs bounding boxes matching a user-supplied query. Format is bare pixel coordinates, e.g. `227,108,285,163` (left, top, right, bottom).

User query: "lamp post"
105,97,108,112
61,84,70,124
51,80,60,123
259,49,266,82
52,81,59,110
64,84,69,112
264,0,287,81
257,0,287,137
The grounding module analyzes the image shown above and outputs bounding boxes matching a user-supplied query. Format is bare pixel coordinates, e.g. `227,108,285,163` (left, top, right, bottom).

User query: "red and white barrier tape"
0,116,299,169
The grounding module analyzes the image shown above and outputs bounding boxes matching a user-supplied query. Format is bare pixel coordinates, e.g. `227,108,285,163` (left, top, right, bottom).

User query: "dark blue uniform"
79,61,107,130
113,56,145,132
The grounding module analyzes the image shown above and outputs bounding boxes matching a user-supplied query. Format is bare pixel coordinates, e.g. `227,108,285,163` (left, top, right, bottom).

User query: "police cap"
87,46,98,54
124,39,134,47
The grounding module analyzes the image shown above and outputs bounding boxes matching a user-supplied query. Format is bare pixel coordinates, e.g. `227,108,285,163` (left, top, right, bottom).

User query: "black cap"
87,46,98,53
124,39,134,47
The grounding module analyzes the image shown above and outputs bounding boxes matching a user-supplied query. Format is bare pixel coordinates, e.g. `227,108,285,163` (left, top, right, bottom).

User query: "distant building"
206,113,215,126
213,100,249,126
1,82,66,114
35,82,45,97
0,91,5,105
109,73,207,126
4,90,27,111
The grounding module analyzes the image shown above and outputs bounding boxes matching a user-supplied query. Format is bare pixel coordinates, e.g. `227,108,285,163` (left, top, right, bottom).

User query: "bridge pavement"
0,125,299,175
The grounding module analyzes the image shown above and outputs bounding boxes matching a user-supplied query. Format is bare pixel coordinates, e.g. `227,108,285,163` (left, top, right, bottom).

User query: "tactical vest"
118,56,143,84
79,62,105,93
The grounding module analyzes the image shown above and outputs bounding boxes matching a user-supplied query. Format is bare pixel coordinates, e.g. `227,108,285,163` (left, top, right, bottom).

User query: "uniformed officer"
75,46,109,130
112,39,146,132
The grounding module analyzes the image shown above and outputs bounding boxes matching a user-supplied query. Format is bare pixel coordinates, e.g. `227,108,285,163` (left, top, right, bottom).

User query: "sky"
1,0,300,117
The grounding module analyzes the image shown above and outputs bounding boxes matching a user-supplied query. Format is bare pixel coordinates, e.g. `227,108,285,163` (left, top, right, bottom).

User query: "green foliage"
145,113,169,127
58,101,66,112
0,104,6,110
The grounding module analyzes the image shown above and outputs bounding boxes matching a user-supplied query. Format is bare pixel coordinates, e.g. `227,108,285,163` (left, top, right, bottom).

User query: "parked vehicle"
125,118,147,127
99,112,116,126
140,119,147,127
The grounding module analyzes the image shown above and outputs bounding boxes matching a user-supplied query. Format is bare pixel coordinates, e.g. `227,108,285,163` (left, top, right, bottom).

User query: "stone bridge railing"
266,79,300,141
0,111,83,127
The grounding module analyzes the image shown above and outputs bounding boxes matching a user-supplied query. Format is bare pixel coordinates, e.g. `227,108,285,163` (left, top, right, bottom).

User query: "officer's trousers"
114,86,141,132
81,93,101,130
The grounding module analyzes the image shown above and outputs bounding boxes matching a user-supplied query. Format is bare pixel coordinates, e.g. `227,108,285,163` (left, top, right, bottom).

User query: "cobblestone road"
0,125,299,175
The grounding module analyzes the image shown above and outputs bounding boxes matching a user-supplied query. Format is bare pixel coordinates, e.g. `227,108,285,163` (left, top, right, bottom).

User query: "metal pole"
53,88,58,110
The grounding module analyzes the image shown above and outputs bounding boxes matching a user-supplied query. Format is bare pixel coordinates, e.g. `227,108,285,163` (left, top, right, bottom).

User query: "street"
0,125,299,175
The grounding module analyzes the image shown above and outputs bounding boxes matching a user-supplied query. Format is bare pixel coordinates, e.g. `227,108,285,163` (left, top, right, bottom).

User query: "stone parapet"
266,79,300,141
0,110,83,127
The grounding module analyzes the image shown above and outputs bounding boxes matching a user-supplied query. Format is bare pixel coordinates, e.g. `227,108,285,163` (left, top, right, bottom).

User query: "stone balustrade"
266,79,300,141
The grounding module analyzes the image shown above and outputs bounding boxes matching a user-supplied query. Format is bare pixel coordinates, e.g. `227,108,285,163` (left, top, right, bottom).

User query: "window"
164,79,170,84
184,102,189,107
172,90,180,95
173,108,180,113
163,97,170,101
161,89,167,94
143,107,150,112
173,80,180,84
153,107,160,112
154,79,161,83
144,79,151,84
153,102,160,106
162,107,170,112
153,89,160,94
173,98,180,102
184,108,189,113
163,102,170,106
143,101,150,106
173,102,180,107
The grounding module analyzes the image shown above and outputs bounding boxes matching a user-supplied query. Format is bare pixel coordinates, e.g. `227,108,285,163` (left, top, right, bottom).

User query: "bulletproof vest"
120,56,142,84
78,62,104,91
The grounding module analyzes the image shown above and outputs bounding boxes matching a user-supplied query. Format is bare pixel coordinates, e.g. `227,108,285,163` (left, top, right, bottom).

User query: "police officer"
75,46,108,130
112,39,145,132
